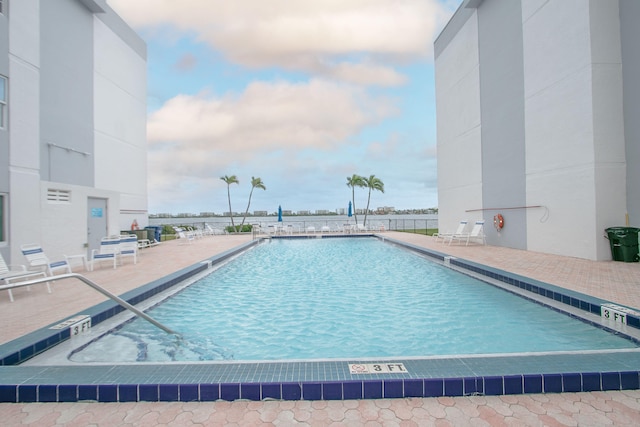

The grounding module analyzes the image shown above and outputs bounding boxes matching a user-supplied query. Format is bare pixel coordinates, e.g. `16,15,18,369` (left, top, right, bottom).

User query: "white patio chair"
446,220,486,246
433,220,468,243
1,253,48,302
119,234,138,265
89,236,120,270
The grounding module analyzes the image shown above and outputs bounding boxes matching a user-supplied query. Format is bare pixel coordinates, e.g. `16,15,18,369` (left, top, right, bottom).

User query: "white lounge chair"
446,220,486,246
90,236,120,270
20,243,72,276
1,253,48,302
173,227,195,244
119,234,138,265
205,224,226,235
433,220,468,243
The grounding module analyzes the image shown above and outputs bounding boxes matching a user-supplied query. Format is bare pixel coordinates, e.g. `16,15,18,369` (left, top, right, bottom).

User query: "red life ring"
493,214,504,231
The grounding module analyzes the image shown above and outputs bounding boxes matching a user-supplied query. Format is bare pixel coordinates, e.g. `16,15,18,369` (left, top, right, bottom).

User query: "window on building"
0,76,6,129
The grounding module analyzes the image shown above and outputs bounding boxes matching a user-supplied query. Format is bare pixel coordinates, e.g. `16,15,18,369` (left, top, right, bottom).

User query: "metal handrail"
3,273,178,336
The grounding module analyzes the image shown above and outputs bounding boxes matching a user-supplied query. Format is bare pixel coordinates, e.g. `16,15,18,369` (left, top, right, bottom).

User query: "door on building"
87,198,108,255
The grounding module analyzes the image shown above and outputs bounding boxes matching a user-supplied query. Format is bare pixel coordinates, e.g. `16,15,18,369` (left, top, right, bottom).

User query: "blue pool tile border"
0,236,639,402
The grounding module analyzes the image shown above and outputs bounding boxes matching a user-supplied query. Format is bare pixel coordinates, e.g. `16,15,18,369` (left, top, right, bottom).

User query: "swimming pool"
1,235,640,403
66,238,637,363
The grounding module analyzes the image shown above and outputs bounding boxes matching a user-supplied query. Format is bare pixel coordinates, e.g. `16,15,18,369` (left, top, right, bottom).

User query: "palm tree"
363,175,385,226
239,176,266,230
220,175,239,231
346,174,365,225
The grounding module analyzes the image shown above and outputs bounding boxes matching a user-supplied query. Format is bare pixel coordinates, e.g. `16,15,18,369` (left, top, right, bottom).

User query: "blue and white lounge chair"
119,234,138,265
90,236,120,270
20,243,72,276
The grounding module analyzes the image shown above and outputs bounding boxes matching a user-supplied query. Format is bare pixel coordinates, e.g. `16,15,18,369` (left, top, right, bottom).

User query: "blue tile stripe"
0,371,638,402
1,237,639,403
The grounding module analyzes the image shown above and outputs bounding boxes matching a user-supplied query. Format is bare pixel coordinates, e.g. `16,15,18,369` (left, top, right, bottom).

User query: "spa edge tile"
483,376,504,396
363,380,383,399
444,378,463,396
199,384,219,401
138,384,158,402
302,382,321,400
562,373,582,392
342,381,363,399
582,372,601,392
179,384,199,402
403,379,423,397
240,383,261,401
97,384,117,402
281,382,301,400
261,383,281,400
621,371,640,390
524,374,543,394
383,379,403,398
118,384,138,402
322,381,343,400
17,385,37,403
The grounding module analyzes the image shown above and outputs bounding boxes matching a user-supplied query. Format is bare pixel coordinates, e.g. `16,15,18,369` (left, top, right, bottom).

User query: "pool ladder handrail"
3,273,179,336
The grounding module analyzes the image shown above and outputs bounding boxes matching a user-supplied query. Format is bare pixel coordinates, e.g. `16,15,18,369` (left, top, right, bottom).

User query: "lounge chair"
89,236,120,270
173,227,195,244
1,253,48,302
119,234,138,265
446,220,486,246
433,220,468,243
205,224,226,235
20,243,73,276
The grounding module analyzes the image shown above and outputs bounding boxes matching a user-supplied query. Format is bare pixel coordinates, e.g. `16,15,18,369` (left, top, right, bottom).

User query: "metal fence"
153,218,439,238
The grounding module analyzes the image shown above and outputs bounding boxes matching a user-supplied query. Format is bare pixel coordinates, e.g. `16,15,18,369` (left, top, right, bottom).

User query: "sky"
107,0,462,215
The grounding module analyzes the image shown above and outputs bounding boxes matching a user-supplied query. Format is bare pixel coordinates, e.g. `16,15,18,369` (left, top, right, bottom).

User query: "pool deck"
2,231,640,425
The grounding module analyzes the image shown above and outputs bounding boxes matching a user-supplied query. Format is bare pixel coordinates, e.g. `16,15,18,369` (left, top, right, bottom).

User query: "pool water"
70,238,637,363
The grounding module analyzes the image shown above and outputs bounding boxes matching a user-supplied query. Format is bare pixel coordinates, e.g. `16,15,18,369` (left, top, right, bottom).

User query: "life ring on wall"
131,219,139,231
493,214,504,231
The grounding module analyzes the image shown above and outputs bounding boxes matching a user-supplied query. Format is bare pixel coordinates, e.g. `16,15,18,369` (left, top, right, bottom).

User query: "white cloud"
147,79,396,152
108,0,453,86
146,79,399,211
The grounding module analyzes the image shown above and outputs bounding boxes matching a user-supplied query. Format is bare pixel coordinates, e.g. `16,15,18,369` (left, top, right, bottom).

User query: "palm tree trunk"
227,187,236,231
239,188,255,230
364,189,372,226
352,188,358,225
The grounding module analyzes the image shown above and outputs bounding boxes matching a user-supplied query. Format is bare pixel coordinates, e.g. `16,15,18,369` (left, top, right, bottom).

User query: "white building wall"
435,11,483,234
93,17,147,231
435,0,632,261
7,0,42,263
523,0,626,260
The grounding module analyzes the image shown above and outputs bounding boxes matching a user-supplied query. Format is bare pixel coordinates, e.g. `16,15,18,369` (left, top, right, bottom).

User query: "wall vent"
47,189,71,204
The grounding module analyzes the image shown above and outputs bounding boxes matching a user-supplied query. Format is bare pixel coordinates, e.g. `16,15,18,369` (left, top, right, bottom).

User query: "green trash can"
605,227,640,262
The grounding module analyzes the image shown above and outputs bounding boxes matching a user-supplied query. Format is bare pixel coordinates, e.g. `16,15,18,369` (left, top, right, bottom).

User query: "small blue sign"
91,208,103,218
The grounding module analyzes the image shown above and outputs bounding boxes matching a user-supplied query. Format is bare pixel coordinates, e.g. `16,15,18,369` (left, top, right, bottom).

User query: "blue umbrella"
348,201,353,217
278,205,283,222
